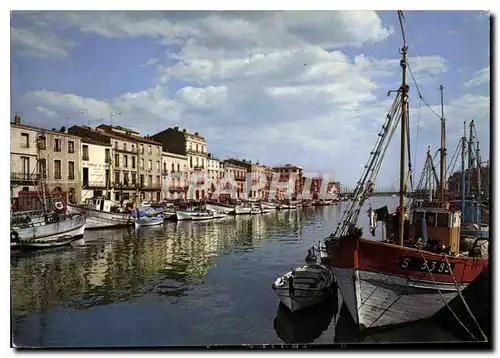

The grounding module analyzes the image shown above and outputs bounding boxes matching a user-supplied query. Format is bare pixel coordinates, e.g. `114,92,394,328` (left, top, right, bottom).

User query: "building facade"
272,164,304,200
96,125,163,203
68,126,112,202
10,116,40,197
151,127,208,173
162,151,188,200
10,116,83,203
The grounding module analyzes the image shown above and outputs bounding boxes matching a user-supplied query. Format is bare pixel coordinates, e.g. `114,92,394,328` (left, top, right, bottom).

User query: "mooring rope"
419,252,478,341
443,254,488,341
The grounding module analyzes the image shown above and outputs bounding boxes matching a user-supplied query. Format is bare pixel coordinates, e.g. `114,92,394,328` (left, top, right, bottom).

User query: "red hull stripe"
328,236,488,284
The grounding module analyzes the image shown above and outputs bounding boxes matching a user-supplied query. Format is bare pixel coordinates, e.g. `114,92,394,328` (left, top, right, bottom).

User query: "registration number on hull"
399,256,454,275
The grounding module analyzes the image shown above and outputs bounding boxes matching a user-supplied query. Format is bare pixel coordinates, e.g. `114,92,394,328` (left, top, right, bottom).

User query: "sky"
10,10,490,189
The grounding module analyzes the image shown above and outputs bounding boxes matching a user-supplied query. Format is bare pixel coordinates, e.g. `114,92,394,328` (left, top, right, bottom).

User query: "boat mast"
439,85,446,204
397,10,408,246
461,121,466,214
467,120,474,197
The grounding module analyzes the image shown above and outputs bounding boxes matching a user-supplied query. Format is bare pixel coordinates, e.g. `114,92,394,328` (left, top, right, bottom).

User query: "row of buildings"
10,115,340,204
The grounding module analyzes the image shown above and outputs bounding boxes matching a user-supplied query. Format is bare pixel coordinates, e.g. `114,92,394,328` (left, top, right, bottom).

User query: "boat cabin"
408,206,461,255
87,198,113,213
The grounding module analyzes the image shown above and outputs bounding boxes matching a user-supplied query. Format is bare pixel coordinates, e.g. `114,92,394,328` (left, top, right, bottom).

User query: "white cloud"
11,26,75,58
464,66,490,87
11,11,488,187
139,57,159,67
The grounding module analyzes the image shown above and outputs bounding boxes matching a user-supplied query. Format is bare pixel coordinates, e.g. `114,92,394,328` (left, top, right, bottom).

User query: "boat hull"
134,216,164,228
12,214,86,241
327,235,488,331
12,221,86,249
176,210,214,221
275,288,331,312
206,203,234,214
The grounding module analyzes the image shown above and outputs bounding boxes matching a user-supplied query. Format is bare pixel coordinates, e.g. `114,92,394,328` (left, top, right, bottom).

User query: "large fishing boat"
324,11,488,333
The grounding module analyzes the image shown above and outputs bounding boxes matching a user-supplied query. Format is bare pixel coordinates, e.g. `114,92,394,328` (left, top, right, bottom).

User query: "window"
123,172,129,185
54,138,61,152
157,147,160,155
201,159,204,168
437,213,449,228
148,160,152,170
171,163,175,172
21,133,29,148
38,136,46,150
196,157,199,166
68,141,75,153
140,144,144,154
140,174,145,186
21,157,30,179
54,160,62,179
132,172,137,185
149,175,153,186
39,159,47,179
82,145,89,161
132,156,136,169
115,141,118,149
68,161,75,180
140,158,144,170
413,211,424,225
196,143,199,152
425,212,436,226
124,155,128,168
163,162,167,172
177,164,180,172
156,175,160,185
148,145,152,154
114,171,120,184
115,154,120,167
105,148,111,163
156,161,160,172
190,157,193,168
131,144,135,152
123,143,127,151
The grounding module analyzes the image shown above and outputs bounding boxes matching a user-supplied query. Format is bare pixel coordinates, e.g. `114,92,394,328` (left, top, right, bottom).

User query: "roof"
68,126,112,145
97,124,162,145
81,137,112,146
11,122,81,139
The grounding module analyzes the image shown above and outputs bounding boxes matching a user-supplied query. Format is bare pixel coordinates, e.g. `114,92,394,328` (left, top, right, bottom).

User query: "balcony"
186,148,206,155
193,165,204,171
11,172,40,181
115,147,138,154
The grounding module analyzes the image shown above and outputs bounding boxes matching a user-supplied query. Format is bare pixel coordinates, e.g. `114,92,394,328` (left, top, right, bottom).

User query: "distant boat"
132,207,165,228
176,209,214,221
68,198,133,229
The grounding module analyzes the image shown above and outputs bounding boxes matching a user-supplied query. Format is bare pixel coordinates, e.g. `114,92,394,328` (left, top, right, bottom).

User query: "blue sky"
11,10,490,188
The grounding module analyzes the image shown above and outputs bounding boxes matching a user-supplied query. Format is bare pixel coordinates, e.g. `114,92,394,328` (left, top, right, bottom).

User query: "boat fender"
11,230,19,243
54,201,65,212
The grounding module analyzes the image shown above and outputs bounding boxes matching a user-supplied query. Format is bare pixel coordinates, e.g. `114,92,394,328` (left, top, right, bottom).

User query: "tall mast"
461,121,466,214
398,10,408,246
474,121,482,200
439,85,446,203
467,120,474,197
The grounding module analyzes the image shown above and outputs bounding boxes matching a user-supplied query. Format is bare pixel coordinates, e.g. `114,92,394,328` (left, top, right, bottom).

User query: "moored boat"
324,11,488,334
176,209,214,221
69,198,133,229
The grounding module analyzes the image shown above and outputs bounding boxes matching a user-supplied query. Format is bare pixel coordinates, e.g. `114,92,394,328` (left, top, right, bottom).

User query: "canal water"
11,198,472,347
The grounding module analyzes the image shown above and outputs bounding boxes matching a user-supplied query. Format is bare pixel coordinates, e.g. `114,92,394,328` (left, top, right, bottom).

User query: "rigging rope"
407,63,441,120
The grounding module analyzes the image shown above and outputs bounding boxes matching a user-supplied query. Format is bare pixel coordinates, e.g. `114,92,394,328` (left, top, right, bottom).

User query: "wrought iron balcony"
11,172,40,181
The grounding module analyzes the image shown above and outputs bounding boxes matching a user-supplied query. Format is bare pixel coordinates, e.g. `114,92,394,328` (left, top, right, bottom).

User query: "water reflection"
11,199,468,346
273,288,338,344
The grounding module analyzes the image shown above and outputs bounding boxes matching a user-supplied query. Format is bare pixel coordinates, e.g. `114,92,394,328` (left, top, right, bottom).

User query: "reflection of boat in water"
274,289,338,344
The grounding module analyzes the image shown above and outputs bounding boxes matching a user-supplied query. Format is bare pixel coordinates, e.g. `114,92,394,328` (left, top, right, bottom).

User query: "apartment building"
11,116,82,203
151,127,208,172
161,151,188,200
96,125,163,203
68,126,112,202
222,159,249,200
272,164,304,200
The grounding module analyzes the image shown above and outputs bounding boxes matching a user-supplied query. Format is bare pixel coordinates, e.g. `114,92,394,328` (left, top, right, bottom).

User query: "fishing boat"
232,205,252,215
132,207,165,228
10,142,87,249
250,206,262,215
324,11,488,333
69,198,133,229
176,209,214,221
261,202,277,210
272,247,335,312
206,201,235,214
208,210,227,219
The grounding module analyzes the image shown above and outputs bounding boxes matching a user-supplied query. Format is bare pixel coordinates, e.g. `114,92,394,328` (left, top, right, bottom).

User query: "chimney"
183,129,186,133
195,132,199,136
14,115,21,125
174,126,179,131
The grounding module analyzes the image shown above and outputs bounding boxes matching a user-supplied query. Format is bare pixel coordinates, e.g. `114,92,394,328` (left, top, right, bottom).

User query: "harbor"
10,199,489,347
10,9,490,348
